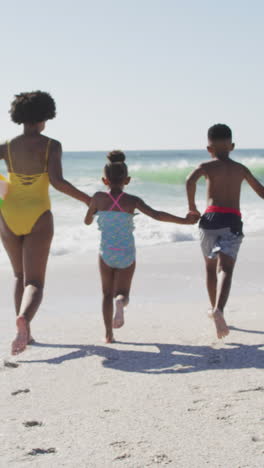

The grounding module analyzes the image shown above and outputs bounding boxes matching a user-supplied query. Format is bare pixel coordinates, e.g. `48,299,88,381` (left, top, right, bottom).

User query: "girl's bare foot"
12,316,29,355
113,295,125,329
211,308,229,339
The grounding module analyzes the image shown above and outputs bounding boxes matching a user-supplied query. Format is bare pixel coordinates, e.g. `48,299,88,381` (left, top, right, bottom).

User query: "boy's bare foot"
104,334,115,344
113,296,125,329
12,316,29,355
210,308,229,339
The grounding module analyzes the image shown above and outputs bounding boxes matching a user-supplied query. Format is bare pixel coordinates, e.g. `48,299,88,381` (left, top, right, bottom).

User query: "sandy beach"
0,236,263,467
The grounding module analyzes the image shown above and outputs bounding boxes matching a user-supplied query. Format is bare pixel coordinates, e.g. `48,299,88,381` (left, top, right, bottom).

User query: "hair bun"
107,150,126,164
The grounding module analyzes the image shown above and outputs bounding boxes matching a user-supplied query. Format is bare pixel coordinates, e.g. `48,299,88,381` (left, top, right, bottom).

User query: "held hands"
84,194,91,206
185,210,201,224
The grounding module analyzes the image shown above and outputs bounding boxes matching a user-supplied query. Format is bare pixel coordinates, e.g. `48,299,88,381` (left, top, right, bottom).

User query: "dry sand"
0,237,263,467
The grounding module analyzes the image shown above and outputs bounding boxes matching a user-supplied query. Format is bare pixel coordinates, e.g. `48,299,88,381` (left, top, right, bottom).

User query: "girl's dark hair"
104,150,128,184
10,91,56,124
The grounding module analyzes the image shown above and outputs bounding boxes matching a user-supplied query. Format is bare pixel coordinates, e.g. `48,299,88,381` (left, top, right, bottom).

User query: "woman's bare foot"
113,296,125,329
211,308,229,339
12,316,29,355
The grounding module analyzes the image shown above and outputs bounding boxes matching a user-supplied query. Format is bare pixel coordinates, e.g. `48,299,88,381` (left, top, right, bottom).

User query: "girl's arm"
135,198,197,224
84,196,98,225
48,140,91,205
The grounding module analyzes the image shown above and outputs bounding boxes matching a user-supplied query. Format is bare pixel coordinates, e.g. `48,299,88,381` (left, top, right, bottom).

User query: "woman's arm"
135,198,197,224
84,196,97,225
0,143,6,160
48,140,91,205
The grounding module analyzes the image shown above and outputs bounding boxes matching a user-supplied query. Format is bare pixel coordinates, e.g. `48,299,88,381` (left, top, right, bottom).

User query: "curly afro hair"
10,91,56,124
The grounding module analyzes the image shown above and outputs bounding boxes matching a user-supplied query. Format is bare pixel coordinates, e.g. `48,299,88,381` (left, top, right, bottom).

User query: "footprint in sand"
11,389,30,396
113,453,131,461
237,386,264,393
149,453,172,465
93,381,109,386
23,421,43,428
27,448,56,456
103,409,119,414
110,441,128,448
4,360,19,368
216,415,232,421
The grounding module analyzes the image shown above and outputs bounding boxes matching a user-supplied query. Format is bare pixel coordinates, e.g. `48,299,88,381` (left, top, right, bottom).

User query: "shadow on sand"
18,338,264,374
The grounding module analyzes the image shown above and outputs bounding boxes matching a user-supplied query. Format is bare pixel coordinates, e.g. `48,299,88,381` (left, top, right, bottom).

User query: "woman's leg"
113,261,136,328
0,214,24,315
12,211,54,354
99,256,115,343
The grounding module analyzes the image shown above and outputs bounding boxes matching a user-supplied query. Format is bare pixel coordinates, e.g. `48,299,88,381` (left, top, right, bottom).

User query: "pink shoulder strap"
107,192,125,212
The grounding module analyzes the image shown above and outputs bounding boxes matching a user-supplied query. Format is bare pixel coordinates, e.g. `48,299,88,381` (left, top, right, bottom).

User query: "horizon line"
63,147,264,153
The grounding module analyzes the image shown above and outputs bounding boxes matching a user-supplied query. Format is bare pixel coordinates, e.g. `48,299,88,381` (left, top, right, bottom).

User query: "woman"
0,91,90,355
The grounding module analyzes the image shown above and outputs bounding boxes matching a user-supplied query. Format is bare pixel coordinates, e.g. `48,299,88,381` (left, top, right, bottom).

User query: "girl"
85,150,197,343
0,91,90,355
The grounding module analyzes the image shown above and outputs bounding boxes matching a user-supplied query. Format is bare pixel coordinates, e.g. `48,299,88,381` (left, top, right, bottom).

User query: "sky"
0,0,264,150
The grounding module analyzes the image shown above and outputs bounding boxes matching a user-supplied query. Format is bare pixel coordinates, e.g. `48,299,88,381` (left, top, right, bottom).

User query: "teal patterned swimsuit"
97,192,136,269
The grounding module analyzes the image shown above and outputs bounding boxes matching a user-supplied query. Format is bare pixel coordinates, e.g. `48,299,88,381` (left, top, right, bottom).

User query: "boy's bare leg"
215,252,235,312
210,252,235,338
99,257,115,343
204,256,217,309
113,261,136,328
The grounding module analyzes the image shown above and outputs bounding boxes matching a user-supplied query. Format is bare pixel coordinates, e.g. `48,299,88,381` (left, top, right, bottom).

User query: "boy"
186,124,264,339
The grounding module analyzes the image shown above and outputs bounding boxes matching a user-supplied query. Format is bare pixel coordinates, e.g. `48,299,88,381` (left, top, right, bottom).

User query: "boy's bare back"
199,158,246,210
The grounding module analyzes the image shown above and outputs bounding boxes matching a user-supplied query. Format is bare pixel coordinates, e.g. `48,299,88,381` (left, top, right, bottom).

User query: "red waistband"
205,206,241,217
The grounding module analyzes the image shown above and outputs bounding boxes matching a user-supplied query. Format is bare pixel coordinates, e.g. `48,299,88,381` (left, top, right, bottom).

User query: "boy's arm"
135,198,197,224
84,196,98,225
186,166,205,214
244,167,264,198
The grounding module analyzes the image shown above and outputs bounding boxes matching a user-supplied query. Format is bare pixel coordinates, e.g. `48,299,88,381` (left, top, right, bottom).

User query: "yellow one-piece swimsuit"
0,140,51,236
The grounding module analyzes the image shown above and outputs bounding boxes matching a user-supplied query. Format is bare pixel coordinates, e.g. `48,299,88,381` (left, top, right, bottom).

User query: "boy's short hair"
208,124,232,141
10,91,56,124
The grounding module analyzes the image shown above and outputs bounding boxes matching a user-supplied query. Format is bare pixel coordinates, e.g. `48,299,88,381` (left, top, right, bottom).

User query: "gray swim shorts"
200,227,243,259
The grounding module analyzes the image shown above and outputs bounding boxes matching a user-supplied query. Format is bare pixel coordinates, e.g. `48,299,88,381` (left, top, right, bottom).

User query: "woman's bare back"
1,134,51,175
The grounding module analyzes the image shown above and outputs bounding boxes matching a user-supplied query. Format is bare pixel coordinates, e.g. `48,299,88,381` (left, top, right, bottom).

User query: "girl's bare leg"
99,256,115,343
113,261,136,328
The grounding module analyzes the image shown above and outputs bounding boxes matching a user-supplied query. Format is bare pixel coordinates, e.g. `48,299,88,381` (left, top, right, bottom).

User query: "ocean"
0,149,264,260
